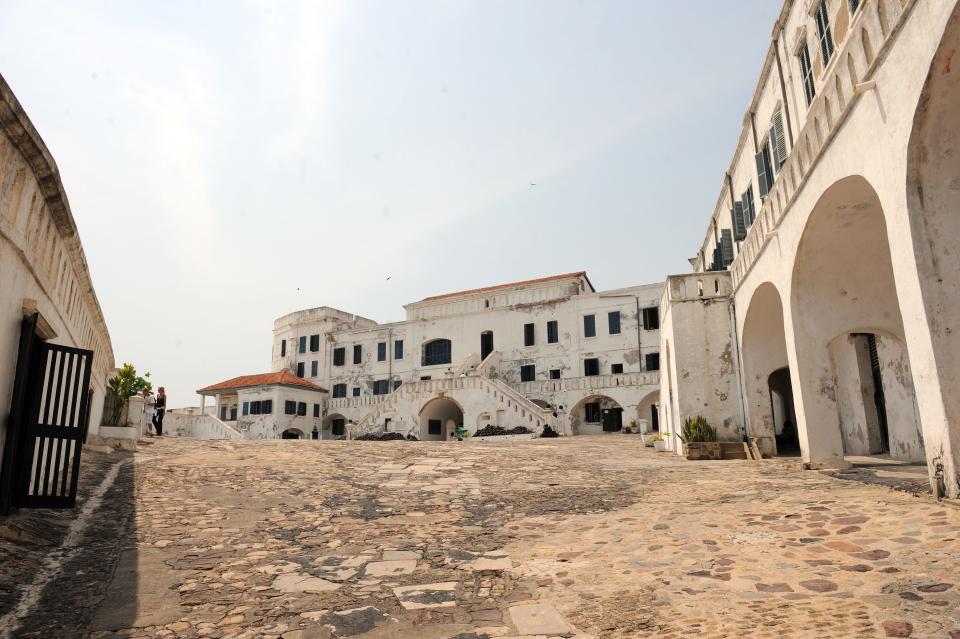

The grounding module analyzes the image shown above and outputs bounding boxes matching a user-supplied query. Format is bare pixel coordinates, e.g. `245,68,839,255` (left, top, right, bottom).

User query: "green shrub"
680,416,717,443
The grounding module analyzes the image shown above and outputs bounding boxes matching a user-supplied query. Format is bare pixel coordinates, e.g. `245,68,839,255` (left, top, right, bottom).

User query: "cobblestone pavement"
9,436,960,639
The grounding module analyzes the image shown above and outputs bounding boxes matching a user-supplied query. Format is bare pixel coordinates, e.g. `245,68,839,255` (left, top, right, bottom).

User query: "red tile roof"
419,272,591,303
198,370,327,394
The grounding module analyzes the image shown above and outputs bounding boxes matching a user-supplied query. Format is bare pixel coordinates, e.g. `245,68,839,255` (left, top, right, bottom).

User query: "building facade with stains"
659,0,960,498
260,272,662,440
0,74,115,512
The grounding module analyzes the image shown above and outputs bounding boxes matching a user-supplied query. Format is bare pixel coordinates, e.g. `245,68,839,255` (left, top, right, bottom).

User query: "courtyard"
0,436,957,639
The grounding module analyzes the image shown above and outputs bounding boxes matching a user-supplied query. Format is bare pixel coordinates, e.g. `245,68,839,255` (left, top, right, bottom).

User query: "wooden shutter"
743,187,756,226
720,229,734,266
732,201,747,241
755,150,770,197
771,111,787,171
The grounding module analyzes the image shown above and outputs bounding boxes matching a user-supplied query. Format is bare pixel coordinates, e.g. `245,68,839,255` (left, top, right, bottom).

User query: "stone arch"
569,394,623,436
636,390,660,433
789,175,920,467
905,4,960,496
323,412,348,439
419,396,464,441
740,282,797,457
281,427,306,440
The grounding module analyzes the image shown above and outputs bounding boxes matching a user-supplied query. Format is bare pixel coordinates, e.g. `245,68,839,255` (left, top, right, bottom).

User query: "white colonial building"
196,272,662,441
659,0,960,499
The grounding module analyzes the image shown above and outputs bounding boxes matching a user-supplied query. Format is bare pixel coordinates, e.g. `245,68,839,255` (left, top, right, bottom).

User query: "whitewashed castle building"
195,272,662,441
658,0,960,498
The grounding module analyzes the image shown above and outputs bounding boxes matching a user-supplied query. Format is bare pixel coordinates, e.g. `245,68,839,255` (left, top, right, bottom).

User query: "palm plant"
679,416,717,443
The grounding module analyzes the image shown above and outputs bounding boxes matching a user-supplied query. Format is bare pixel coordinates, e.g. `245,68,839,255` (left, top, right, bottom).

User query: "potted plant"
650,434,667,452
679,416,721,460
625,418,639,434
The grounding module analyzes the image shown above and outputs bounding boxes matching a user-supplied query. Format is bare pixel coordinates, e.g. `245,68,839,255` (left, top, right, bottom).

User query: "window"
296,362,304,378
251,400,261,415
420,376,432,381
261,399,272,414
611,363,624,374
309,334,320,352
284,400,296,415
428,419,442,435
310,360,318,377
220,406,227,420
230,405,237,420
769,110,788,173
646,352,661,371
547,320,559,344
313,403,320,418
422,339,452,366
520,364,536,382
352,387,360,397
331,419,345,436
756,144,774,198
642,307,660,330
523,323,535,346
720,229,734,267
584,358,600,376
280,339,286,357
353,344,362,364
815,0,835,66
584,315,596,338
377,342,386,361
743,185,756,227
798,42,816,106
395,340,404,360
549,369,561,380
298,336,306,354
393,379,402,390
242,401,249,416
333,347,345,366
373,380,390,395
608,311,621,335
585,402,601,423
332,384,347,398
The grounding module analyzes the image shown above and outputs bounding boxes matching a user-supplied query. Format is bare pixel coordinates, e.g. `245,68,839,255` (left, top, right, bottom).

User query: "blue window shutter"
732,201,747,241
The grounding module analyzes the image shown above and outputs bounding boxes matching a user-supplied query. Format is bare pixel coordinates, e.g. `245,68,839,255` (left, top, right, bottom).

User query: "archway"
323,413,348,439
740,282,796,456
636,391,660,433
905,4,960,496
281,428,305,440
419,396,463,441
790,176,923,466
569,395,623,435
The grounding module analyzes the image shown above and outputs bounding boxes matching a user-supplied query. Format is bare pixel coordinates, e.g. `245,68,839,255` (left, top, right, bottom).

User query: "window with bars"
395,340,404,360
251,400,261,415
377,342,386,361
520,364,536,382
309,334,320,352
546,320,559,343
608,311,621,335
332,384,346,398
242,401,249,416
523,323,535,346
333,347,345,367
585,402,601,423
261,400,272,414
815,1,835,65
313,403,320,418
549,369,561,380
798,42,816,106
583,315,596,338
331,419,345,436
372,380,390,395
298,336,306,354
297,402,306,416
353,344,362,364
296,362,304,378
311,360,318,377
284,400,296,415
611,363,624,374
280,339,286,357
422,339,452,366
352,387,360,397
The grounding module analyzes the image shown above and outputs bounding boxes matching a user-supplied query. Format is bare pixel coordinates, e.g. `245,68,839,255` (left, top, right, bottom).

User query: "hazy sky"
0,0,780,406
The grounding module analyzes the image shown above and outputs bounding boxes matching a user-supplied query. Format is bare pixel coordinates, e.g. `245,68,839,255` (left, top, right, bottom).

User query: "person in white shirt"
142,389,156,436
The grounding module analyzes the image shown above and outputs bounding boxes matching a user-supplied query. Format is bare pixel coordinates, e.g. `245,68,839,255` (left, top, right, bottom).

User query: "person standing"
153,387,167,437
142,389,156,437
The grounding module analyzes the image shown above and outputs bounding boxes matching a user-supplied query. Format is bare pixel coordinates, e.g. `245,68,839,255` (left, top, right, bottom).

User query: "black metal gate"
0,313,92,513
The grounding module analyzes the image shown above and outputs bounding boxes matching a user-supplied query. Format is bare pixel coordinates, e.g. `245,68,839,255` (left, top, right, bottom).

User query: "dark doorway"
281,429,301,439
865,333,890,454
768,367,800,456
651,404,660,432
602,407,623,432
480,331,494,361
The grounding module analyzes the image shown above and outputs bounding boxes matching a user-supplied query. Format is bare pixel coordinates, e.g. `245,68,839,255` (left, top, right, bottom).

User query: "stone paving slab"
3,436,959,638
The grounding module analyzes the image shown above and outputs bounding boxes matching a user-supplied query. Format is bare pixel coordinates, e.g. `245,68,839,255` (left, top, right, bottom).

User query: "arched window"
422,339,452,366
